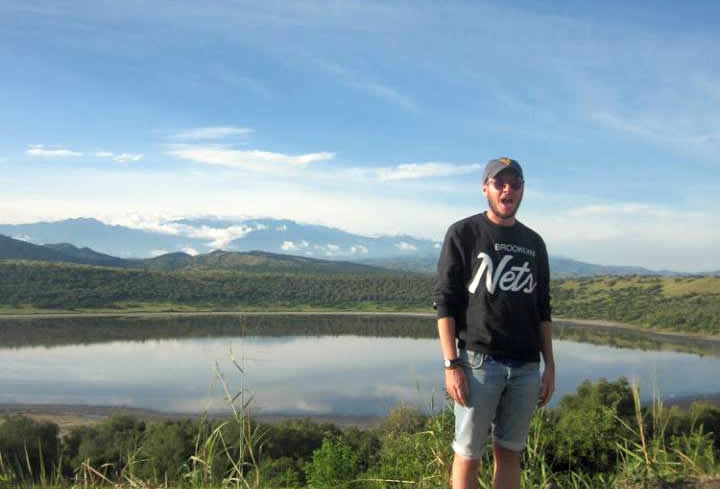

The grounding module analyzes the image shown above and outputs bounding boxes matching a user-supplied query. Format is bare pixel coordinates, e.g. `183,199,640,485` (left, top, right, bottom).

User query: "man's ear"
481,182,488,197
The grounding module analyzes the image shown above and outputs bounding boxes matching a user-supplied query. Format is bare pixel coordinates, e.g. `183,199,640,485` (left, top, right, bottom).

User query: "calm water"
1,315,719,417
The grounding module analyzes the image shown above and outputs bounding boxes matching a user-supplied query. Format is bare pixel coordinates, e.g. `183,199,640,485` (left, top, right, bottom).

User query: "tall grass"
1,379,718,489
185,354,267,489
615,385,717,487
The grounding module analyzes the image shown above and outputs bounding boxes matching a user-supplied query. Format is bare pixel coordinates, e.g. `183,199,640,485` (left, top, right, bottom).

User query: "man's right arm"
438,316,468,406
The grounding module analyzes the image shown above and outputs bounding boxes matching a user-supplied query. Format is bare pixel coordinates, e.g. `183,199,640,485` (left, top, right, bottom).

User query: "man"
433,157,555,489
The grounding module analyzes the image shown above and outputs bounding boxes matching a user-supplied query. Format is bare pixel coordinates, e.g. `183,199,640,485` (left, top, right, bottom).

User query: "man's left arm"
537,236,554,407
538,320,555,407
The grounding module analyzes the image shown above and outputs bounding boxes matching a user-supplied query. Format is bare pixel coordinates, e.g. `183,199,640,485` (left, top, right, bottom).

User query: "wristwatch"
443,358,461,369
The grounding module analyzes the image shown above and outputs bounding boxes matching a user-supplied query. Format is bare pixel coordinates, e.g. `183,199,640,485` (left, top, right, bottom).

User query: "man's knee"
453,453,481,472
492,443,521,468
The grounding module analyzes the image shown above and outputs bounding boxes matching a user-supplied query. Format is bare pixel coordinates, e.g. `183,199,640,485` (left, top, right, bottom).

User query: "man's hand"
445,366,468,406
538,366,555,407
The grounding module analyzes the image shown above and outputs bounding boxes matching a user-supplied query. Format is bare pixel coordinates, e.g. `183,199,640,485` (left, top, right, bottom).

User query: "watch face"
444,358,458,368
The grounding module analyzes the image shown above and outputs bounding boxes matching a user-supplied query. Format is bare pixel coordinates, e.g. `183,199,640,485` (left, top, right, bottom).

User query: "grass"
3,387,718,489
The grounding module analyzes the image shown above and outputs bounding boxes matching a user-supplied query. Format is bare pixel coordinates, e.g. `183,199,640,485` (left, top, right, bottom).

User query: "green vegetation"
2,260,720,336
2,379,719,488
552,276,720,334
0,260,431,312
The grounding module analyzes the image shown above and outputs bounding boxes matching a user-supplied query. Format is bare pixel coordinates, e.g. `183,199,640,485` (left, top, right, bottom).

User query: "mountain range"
0,217,439,261
0,217,714,276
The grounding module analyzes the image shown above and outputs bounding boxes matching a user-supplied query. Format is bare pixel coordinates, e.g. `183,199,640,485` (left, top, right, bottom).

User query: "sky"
2,0,720,272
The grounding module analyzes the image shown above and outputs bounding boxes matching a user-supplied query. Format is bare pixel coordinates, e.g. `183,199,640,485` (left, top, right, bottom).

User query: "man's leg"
492,443,521,489
452,352,505,488
491,361,540,489
452,454,479,489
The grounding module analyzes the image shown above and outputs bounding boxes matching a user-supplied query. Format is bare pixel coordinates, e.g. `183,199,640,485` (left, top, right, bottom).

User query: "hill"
552,275,720,334
0,234,108,265
0,235,393,274
0,260,428,312
144,250,388,273
43,243,134,268
0,260,719,335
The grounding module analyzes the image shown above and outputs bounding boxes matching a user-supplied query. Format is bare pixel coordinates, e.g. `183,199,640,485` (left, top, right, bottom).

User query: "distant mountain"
0,235,392,274
145,250,389,273
548,257,680,278
0,234,87,263
0,218,208,258
43,243,134,268
1,217,715,276
0,217,440,260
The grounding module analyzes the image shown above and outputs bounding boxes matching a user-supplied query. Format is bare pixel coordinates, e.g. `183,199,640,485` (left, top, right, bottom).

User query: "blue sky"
2,0,720,271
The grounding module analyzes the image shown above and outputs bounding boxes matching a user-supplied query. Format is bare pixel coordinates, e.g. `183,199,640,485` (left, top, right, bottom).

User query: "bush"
304,435,362,489
550,378,635,472
68,415,145,477
136,420,196,482
0,415,59,480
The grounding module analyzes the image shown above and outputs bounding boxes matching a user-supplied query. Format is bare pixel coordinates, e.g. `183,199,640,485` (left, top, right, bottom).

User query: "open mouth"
501,197,514,206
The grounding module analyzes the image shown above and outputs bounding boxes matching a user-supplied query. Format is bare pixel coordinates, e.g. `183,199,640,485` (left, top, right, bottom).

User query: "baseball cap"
482,157,524,182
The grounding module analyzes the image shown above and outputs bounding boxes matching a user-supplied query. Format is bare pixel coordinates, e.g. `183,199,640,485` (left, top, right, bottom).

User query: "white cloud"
590,108,720,157
172,126,255,140
12,234,33,242
348,81,418,112
182,247,198,256
113,153,143,163
525,202,720,272
276,225,287,231
105,214,253,249
150,249,168,257
394,241,417,251
313,58,418,111
375,162,483,182
169,146,335,172
350,245,368,254
26,145,82,157
26,147,142,162
315,243,344,256
254,223,268,230
182,225,253,249
281,241,297,251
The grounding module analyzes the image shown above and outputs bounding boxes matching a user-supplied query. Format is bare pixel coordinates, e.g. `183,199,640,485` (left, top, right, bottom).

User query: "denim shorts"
452,349,541,458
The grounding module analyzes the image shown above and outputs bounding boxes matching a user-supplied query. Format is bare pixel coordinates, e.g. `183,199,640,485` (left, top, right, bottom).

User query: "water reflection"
1,315,719,416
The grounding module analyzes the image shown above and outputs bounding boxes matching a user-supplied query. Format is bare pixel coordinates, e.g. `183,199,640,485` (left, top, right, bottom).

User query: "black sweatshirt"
433,212,551,362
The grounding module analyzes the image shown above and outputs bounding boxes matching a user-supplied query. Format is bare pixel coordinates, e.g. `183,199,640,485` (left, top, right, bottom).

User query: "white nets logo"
467,253,536,295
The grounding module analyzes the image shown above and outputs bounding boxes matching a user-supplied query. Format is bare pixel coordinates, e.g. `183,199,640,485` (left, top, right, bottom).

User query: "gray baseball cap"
482,157,524,182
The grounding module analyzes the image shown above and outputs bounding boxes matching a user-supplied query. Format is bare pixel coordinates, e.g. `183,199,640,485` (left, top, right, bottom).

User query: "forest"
1,261,719,335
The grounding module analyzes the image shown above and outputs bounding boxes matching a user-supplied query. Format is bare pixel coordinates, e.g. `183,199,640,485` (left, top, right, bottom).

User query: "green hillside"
0,260,430,312
0,235,92,264
144,249,388,273
552,275,720,334
1,260,719,335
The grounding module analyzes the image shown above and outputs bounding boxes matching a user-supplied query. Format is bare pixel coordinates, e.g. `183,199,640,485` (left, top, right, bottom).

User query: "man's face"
482,169,524,221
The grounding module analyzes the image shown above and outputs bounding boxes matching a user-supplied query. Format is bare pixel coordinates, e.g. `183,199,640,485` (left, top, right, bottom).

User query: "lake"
1,314,719,417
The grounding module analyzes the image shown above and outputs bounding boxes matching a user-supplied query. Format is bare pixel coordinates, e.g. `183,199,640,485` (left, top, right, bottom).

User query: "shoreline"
0,402,383,433
1,310,719,343
4,391,720,434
